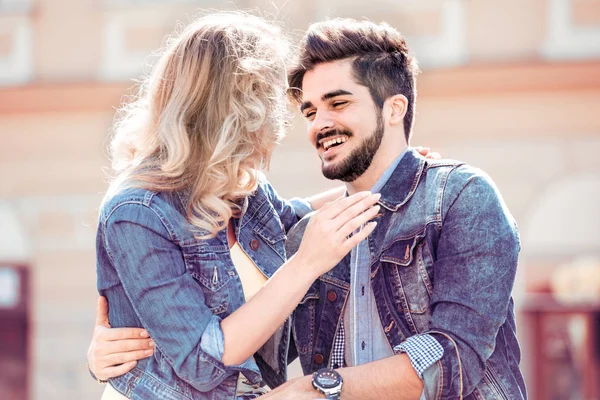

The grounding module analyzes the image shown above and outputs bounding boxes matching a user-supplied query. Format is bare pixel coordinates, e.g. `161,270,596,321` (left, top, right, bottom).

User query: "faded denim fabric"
345,150,406,366
96,175,310,399
286,148,526,400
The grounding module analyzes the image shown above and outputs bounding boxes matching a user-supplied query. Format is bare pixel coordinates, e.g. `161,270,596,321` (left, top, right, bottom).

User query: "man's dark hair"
288,19,419,143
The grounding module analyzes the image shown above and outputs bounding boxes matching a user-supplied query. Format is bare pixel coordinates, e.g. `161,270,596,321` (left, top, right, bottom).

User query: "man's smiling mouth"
320,136,348,151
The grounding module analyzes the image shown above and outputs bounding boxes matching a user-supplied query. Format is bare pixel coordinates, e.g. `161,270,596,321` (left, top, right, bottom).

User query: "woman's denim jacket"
95,175,311,399
284,149,527,399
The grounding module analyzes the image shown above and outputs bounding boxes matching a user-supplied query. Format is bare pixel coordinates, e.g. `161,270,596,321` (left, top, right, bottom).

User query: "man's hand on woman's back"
87,296,155,381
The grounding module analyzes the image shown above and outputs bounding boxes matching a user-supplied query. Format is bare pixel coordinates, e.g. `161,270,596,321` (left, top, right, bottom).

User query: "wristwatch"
312,368,343,399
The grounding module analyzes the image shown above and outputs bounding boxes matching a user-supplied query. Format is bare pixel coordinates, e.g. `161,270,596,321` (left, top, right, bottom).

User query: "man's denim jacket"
284,149,527,399
95,175,310,399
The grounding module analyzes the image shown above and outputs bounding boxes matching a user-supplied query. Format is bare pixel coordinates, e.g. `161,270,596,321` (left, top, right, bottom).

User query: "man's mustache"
315,129,353,149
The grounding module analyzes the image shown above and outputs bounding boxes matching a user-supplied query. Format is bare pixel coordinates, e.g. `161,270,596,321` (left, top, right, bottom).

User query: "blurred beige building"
0,0,599,399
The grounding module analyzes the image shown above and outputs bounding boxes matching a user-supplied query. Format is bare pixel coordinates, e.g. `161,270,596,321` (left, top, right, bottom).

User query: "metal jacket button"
314,353,324,365
250,239,260,251
327,291,337,302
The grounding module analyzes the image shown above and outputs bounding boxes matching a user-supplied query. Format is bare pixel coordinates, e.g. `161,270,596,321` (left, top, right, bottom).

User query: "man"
260,19,525,399
89,18,525,400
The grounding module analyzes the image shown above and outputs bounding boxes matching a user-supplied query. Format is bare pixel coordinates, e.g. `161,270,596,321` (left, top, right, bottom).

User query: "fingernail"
140,331,149,338
372,193,381,199
145,349,154,355
148,340,155,347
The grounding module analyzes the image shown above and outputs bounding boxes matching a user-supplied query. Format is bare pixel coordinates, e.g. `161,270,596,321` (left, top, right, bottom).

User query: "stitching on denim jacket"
125,373,139,397
472,388,485,400
327,290,350,367
143,190,154,207
308,295,317,355
252,219,287,262
482,364,511,400
435,170,448,221
102,198,144,224
313,283,346,368
391,264,420,331
239,194,267,230
293,282,319,355
105,190,186,245
140,367,194,399
436,359,444,400
319,274,350,290
416,245,434,296
103,203,232,392
379,158,426,212
378,230,425,266
254,224,286,246
430,163,465,229
427,330,464,399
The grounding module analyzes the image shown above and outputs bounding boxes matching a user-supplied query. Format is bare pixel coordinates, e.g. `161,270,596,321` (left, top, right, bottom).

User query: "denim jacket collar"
377,148,426,212
315,149,426,287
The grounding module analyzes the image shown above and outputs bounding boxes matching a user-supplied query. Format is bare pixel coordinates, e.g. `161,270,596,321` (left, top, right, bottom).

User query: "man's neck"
346,146,408,194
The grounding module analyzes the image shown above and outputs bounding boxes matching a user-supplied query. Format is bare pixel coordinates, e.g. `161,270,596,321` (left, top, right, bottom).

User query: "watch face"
314,369,342,389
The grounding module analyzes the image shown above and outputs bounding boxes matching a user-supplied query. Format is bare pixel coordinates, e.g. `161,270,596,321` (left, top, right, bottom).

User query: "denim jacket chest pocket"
181,244,231,315
292,281,320,356
249,203,287,260
378,231,433,334
235,201,288,278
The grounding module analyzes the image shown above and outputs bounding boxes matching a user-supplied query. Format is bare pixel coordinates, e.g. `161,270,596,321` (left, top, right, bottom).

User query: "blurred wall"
0,0,598,398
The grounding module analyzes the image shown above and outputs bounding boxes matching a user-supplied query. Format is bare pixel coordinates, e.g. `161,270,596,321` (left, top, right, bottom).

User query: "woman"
90,11,380,399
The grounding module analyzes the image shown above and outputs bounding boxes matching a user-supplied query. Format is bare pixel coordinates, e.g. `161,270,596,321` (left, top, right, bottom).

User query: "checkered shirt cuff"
330,318,345,369
393,334,444,379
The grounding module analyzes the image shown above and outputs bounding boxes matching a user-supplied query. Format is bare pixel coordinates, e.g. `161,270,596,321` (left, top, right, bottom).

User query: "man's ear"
385,94,408,126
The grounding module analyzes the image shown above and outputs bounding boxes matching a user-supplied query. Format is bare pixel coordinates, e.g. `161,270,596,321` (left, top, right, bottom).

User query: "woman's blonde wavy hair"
104,11,291,237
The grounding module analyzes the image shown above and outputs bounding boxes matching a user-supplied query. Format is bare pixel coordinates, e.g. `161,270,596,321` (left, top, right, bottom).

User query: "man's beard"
321,112,385,182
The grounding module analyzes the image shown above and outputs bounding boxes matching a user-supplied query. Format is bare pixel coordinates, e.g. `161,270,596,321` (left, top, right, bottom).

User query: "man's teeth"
323,137,348,150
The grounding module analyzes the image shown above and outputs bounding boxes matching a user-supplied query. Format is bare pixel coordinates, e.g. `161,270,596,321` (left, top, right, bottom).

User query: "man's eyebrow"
322,89,353,101
300,90,353,113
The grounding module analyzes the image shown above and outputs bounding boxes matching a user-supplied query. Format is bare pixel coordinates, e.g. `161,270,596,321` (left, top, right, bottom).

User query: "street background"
0,0,599,398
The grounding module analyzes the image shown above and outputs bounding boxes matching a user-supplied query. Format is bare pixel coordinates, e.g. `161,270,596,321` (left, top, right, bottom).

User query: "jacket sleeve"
422,166,520,398
101,203,261,392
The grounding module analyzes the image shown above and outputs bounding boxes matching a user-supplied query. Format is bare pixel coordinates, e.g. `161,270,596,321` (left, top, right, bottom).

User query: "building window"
0,0,34,14
0,15,33,86
542,0,600,60
99,1,219,81
99,12,160,81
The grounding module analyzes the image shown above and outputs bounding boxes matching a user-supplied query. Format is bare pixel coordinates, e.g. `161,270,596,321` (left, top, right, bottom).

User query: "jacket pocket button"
327,291,337,302
250,239,260,251
314,353,324,365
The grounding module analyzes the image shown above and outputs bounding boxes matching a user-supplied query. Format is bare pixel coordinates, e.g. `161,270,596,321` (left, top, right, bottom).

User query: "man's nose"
311,110,334,141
